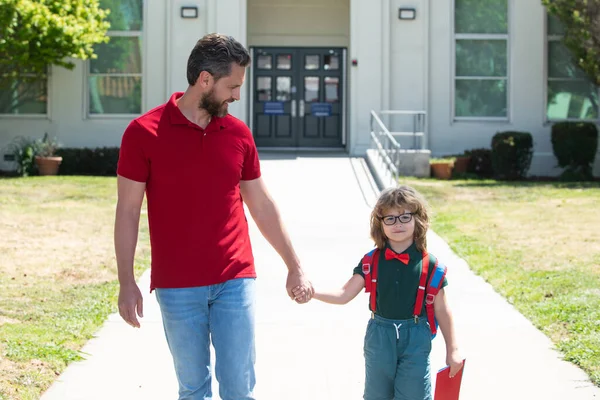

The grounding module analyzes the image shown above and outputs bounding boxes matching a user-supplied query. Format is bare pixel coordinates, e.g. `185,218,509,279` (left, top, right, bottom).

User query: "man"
114,33,313,400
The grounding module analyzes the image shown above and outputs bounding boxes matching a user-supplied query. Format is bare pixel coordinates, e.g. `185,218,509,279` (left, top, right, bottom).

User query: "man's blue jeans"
155,278,256,400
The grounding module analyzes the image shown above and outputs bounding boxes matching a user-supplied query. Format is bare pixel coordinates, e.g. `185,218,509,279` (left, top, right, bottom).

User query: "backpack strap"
413,252,430,323
361,248,380,312
413,252,448,337
424,257,447,337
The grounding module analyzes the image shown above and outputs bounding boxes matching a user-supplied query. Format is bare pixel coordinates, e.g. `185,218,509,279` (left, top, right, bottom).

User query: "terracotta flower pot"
430,162,453,180
35,156,63,176
453,156,471,174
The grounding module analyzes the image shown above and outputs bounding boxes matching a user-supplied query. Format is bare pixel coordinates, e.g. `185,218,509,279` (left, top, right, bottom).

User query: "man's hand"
118,282,144,328
287,270,314,304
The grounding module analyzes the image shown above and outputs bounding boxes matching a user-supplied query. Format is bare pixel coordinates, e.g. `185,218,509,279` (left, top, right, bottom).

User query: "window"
257,54,272,70
304,77,319,102
546,15,598,120
276,54,292,70
0,74,48,115
257,77,271,101
88,0,143,115
454,0,509,119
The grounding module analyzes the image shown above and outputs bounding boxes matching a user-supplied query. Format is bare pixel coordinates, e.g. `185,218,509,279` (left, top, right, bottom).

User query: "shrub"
551,122,598,181
6,137,38,176
55,147,119,176
464,148,493,177
491,131,533,180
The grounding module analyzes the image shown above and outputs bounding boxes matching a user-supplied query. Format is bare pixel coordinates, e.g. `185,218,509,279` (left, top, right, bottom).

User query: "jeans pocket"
363,319,375,352
420,323,433,353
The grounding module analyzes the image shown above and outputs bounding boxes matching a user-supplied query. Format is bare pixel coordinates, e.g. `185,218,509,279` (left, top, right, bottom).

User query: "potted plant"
430,157,455,179
34,133,62,176
452,152,471,174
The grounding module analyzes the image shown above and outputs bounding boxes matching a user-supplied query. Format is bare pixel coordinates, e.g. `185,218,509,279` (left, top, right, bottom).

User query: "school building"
1,0,599,177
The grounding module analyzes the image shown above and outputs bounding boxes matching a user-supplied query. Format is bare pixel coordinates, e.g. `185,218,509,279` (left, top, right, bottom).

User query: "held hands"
286,270,314,304
118,282,144,328
446,350,464,378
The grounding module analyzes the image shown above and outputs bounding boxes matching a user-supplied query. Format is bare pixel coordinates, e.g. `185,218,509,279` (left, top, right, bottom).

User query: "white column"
214,0,248,123
167,0,208,95
349,0,384,155
389,1,428,122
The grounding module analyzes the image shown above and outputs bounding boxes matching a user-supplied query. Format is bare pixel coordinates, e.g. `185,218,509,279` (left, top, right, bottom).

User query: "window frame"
543,12,600,123
451,0,511,122
0,70,51,119
84,2,146,119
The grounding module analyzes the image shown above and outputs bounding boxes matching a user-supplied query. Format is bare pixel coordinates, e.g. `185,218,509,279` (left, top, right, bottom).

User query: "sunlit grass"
0,177,150,399
402,178,600,386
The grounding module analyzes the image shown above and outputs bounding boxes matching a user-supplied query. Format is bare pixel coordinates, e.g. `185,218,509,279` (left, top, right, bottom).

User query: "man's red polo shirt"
117,92,261,290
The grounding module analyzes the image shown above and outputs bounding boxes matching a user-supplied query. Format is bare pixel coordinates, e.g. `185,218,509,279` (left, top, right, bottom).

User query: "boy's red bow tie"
385,248,410,264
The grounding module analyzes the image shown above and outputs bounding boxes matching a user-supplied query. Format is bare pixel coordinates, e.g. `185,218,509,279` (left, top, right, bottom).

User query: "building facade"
1,0,599,176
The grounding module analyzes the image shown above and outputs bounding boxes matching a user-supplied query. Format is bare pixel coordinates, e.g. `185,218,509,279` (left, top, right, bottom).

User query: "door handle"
299,100,305,117
291,100,296,118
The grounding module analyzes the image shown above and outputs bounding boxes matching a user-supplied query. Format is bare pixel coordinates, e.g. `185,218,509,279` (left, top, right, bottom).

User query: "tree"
542,0,600,86
0,0,110,113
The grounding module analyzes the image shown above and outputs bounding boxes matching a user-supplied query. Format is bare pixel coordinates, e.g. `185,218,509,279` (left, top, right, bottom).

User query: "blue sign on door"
311,102,332,117
263,101,285,115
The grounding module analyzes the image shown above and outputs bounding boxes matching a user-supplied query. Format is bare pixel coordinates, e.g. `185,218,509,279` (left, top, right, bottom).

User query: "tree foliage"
0,0,109,89
542,0,600,86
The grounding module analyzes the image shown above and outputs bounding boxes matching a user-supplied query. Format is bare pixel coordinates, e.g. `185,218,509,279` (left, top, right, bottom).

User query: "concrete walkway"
41,154,599,400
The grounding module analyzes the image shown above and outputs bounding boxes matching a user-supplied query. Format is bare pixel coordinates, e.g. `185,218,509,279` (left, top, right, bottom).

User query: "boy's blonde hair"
370,185,430,252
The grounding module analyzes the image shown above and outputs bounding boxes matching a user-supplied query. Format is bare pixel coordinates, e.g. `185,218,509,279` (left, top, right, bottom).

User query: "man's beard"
200,88,230,117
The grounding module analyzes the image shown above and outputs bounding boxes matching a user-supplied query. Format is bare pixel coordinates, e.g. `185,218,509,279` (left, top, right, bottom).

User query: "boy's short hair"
370,185,430,252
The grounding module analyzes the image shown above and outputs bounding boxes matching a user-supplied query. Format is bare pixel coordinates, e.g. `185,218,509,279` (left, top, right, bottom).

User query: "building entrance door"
250,47,346,148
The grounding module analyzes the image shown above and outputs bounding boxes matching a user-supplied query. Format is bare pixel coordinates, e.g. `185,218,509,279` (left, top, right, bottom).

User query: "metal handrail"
369,109,428,185
370,110,402,184
379,110,426,115
380,110,427,149
371,111,401,147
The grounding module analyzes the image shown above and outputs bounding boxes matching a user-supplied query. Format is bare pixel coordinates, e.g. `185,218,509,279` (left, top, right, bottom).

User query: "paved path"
42,154,599,399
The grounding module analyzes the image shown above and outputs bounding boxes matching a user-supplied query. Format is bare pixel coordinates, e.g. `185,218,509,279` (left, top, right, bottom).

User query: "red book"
434,359,466,400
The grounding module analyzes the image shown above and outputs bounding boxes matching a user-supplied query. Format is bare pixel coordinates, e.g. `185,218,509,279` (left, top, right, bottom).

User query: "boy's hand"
291,286,306,302
446,351,464,378
292,284,314,303
286,270,313,303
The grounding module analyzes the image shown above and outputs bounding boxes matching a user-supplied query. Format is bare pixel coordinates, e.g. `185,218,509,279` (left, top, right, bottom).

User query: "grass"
1,175,599,396
401,178,600,386
0,177,149,400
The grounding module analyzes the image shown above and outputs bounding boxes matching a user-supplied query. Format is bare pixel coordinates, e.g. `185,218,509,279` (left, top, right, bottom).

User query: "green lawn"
402,178,600,386
0,176,598,398
0,177,149,400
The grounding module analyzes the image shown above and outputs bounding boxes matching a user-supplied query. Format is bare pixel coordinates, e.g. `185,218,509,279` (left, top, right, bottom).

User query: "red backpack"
361,248,447,338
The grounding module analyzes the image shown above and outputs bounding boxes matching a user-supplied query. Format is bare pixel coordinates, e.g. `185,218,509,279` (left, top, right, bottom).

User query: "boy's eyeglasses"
381,213,414,226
